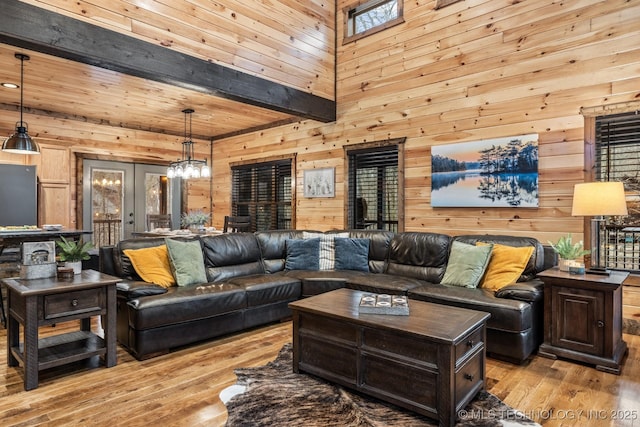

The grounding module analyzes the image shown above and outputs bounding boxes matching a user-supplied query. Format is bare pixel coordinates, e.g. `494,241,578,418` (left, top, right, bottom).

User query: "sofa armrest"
494,279,543,303
117,280,168,300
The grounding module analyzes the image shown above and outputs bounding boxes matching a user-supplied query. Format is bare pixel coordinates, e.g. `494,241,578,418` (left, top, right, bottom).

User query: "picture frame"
431,134,539,208
304,167,335,198
22,241,57,265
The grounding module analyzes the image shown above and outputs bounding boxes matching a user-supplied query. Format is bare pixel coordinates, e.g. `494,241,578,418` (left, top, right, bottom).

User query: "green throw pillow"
441,241,493,288
165,238,208,286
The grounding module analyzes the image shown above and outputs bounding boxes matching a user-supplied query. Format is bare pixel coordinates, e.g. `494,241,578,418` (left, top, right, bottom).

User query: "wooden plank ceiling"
0,1,335,141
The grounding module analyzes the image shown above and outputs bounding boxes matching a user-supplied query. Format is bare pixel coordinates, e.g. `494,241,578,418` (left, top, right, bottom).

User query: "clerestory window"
344,0,404,44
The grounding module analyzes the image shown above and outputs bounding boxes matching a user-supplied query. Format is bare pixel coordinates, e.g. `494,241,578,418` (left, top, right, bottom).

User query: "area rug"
223,343,540,426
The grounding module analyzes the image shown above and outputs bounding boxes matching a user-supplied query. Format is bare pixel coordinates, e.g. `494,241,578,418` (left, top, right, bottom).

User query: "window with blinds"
347,143,401,232
231,158,292,231
595,111,640,271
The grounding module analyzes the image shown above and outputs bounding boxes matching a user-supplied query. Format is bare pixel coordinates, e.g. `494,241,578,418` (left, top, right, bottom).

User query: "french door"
82,160,180,246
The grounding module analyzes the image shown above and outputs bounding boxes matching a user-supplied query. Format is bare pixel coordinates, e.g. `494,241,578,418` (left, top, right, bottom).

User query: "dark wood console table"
538,268,629,374
289,288,490,427
4,269,119,390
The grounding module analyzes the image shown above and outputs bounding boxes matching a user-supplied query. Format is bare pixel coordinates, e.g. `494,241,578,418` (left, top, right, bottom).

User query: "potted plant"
181,210,211,231
548,234,590,271
56,236,94,274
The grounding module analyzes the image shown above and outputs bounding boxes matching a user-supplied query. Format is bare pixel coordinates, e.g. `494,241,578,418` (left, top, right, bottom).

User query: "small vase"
558,258,573,272
65,261,82,274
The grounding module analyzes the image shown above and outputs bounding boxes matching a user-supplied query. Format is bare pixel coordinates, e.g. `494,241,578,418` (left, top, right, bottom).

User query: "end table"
3,269,119,390
537,268,629,374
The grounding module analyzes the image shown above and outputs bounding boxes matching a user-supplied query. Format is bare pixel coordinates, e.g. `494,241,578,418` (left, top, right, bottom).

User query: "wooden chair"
146,214,172,231
223,216,252,233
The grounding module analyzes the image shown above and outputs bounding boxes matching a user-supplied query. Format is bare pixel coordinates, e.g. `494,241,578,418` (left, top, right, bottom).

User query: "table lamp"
571,181,628,275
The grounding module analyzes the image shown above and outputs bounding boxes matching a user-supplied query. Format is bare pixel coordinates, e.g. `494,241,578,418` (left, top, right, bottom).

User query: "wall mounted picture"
304,167,335,198
431,134,539,208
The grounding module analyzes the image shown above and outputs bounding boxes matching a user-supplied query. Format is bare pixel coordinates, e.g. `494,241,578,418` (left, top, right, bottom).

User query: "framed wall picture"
304,167,335,198
431,133,539,208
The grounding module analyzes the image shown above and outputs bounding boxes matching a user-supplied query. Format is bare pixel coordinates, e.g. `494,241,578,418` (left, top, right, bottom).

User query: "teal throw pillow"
441,241,493,288
165,238,208,286
334,238,370,272
285,238,320,270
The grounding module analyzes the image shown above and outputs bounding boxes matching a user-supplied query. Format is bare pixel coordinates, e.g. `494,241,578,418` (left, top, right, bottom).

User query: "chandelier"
167,108,210,179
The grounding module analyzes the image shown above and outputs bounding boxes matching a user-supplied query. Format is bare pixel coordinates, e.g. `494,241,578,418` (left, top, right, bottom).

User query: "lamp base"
586,267,610,276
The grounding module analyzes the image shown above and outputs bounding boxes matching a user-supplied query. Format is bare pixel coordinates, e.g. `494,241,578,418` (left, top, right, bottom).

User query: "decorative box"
358,293,409,316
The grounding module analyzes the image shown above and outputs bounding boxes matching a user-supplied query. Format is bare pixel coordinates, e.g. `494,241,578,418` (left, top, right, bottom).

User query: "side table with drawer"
3,269,120,390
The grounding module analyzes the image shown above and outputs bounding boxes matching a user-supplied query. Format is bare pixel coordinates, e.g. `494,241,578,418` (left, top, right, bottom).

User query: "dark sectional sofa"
100,229,556,363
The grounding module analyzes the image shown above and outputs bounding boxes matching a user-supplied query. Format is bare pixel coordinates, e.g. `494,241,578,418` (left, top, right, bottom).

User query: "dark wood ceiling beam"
0,0,336,123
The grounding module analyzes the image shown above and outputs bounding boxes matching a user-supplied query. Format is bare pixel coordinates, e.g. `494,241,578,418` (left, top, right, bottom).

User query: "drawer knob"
464,373,474,381
466,340,474,347
71,299,79,307
597,320,604,328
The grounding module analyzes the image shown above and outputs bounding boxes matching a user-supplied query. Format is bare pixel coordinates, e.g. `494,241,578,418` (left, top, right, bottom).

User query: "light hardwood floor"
0,319,638,426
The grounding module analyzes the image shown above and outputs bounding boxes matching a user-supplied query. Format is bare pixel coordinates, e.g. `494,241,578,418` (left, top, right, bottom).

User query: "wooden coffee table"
289,288,490,427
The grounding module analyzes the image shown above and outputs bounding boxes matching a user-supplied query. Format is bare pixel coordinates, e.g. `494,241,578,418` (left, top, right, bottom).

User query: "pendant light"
167,109,210,179
2,53,40,155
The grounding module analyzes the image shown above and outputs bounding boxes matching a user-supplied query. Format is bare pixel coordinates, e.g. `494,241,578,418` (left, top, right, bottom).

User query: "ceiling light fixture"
2,53,40,155
167,108,210,179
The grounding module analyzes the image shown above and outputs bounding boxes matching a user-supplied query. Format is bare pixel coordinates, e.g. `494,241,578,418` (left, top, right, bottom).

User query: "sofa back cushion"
454,235,544,281
386,232,451,282
114,237,176,280
328,229,394,273
255,230,310,273
202,233,264,282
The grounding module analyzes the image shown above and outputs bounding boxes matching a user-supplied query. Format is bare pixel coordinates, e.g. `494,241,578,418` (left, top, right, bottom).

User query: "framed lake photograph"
304,167,335,198
431,134,539,208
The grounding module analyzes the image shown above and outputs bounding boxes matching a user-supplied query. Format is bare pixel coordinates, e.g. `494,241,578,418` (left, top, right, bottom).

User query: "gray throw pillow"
165,238,208,286
285,238,320,270
441,241,493,288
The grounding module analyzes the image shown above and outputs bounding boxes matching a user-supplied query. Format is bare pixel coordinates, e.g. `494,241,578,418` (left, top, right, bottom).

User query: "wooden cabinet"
538,269,629,374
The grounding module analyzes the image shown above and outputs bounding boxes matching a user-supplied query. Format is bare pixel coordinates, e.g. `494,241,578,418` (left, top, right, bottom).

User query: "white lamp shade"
572,182,628,216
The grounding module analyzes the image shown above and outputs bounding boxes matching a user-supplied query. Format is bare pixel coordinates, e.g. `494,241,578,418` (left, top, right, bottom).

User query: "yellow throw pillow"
123,245,175,288
477,242,534,291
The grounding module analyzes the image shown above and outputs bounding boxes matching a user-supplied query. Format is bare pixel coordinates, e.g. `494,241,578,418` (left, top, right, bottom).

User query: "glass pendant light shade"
2,53,40,155
166,109,210,179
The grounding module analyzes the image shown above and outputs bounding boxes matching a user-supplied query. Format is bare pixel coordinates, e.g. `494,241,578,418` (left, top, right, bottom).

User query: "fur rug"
224,343,540,427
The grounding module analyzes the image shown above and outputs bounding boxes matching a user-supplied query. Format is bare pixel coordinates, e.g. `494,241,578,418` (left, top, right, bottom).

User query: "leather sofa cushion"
386,232,451,282
409,283,532,332
228,273,301,307
127,283,246,330
202,233,264,282
346,273,427,295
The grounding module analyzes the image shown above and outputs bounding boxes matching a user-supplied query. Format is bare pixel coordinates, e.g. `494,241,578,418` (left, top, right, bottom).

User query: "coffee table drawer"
44,288,105,320
454,326,484,361
455,348,484,406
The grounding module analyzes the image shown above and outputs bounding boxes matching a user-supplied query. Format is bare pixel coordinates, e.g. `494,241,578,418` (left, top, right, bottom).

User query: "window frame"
343,138,405,232
230,154,296,232
343,0,404,45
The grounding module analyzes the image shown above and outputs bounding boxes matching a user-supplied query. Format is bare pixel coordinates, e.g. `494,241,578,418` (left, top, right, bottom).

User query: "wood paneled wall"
22,0,335,99
3,0,639,244
213,0,640,245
